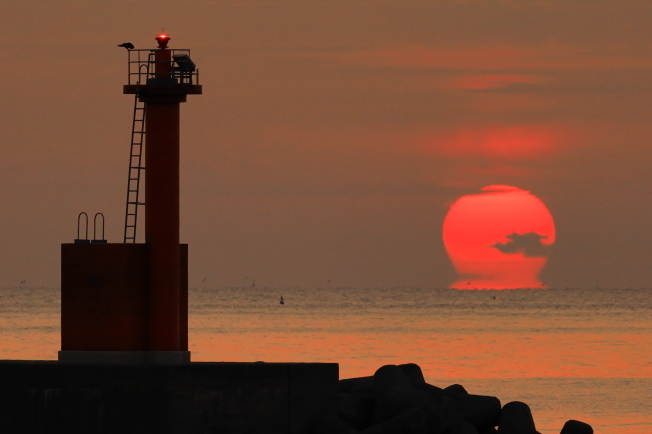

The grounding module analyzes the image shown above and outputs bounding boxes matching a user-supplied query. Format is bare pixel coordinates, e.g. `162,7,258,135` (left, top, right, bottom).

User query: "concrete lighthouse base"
58,350,191,364
60,243,190,353
0,360,338,434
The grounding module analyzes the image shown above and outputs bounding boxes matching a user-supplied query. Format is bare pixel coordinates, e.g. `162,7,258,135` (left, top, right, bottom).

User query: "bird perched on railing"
118,42,134,50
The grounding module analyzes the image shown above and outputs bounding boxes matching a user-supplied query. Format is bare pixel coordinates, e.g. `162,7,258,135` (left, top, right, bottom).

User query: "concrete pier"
0,361,338,434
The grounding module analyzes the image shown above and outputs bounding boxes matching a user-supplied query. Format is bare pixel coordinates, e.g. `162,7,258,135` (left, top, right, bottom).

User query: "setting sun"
443,185,555,289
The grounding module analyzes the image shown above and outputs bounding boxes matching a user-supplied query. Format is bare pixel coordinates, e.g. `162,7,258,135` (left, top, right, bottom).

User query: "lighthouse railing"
127,49,199,86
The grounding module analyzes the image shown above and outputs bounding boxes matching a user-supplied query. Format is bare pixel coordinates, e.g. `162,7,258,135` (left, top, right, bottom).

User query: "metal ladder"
123,93,146,243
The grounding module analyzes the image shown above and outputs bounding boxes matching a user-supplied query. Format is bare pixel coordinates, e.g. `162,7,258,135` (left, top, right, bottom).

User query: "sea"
0,286,650,433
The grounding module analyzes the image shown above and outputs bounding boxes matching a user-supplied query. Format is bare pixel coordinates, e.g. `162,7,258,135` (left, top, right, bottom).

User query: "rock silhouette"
560,420,594,434
497,401,536,434
313,363,593,434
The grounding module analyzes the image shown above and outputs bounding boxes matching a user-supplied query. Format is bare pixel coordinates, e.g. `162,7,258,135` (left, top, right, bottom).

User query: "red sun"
443,185,555,289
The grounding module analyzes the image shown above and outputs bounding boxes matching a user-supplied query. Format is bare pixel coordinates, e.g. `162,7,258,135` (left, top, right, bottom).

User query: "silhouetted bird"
280,296,285,305
118,42,134,50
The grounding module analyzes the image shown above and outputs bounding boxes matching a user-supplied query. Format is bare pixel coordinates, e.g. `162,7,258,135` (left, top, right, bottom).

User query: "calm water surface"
0,286,650,433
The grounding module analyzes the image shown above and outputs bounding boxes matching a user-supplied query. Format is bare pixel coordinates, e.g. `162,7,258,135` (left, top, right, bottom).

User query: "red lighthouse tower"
3,32,338,432
59,33,201,363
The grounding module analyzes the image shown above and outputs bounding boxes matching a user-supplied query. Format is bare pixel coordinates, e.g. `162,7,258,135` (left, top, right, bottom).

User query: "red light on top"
155,33,171,49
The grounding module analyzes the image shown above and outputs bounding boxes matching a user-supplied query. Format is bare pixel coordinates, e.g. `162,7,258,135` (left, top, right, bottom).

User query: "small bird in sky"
280,296,285,305
117,42,134,50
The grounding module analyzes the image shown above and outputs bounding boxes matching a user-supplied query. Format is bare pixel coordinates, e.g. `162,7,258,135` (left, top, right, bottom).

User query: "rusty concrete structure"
59,33,201,363
0,34,339,433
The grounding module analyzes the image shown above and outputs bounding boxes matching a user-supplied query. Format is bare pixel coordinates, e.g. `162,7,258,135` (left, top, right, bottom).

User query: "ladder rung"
127,202,146,205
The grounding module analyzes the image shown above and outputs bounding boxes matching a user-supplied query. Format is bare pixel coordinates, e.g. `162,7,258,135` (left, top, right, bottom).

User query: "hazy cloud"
425,125,561,160
296,43,652,73
491,232,550,257
443,74,545,90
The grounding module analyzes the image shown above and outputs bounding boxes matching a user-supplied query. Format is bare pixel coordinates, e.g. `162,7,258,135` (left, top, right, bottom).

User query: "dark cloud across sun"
491,232,550,258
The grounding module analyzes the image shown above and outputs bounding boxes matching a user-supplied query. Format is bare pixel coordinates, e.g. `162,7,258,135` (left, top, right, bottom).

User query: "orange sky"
2,1,652,287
